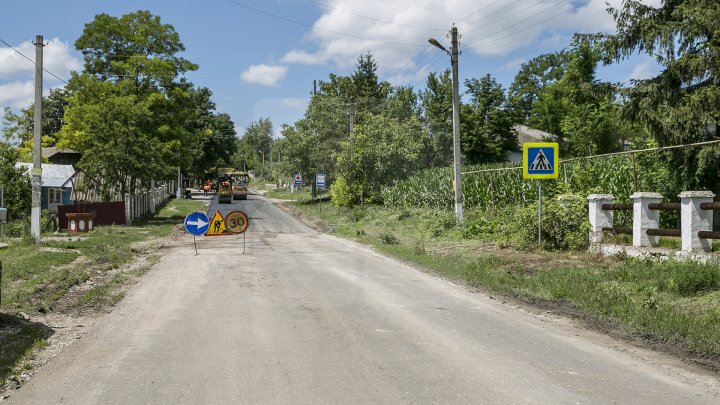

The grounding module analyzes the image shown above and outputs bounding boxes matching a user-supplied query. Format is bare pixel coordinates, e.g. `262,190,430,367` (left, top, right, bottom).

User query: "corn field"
382,148,690,211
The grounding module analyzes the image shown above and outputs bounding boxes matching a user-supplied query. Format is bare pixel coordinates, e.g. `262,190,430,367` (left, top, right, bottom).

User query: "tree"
419,70,453,167
351,53,391,116
59,10,200,196
184,87,237,179
333,114,423,205
236,118,273,177
601,0,720,146
599,0,720,225
508,52,568,124
0,143,31,220
461,75,517,164
2,87,71,159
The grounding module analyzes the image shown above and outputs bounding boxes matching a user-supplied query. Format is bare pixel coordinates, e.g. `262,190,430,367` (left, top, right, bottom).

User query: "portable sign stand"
522,143,559,245
184,210,250,254
224,210,250,254
184,211,210,255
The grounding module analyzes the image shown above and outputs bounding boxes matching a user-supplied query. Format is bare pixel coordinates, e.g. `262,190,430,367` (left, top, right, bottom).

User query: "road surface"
8,191,719,404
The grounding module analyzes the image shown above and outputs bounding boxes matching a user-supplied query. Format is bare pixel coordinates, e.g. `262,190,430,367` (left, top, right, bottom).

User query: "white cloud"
627,61,656,81
281,50,326,65
240,64,288,87
0,81,34,109
0,37,81,82
281,0,664,83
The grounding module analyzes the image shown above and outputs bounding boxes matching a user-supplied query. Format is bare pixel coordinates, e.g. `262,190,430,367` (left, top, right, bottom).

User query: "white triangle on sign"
529,150,553,170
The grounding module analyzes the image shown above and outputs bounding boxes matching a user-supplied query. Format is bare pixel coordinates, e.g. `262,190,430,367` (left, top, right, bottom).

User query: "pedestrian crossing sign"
523,142,559,179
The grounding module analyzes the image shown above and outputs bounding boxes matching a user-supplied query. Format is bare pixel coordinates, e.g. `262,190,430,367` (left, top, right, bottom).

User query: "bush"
378,231,400,245
331,176,362,207
500,194,589,251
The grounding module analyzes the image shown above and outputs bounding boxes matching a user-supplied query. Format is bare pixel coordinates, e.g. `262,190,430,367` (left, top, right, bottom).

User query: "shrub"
378,231,400,245
500,194,589,251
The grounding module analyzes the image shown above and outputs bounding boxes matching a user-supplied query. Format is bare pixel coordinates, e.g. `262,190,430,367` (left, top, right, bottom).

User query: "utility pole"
31,35,44,242
450,26,464,223
429,27,464,223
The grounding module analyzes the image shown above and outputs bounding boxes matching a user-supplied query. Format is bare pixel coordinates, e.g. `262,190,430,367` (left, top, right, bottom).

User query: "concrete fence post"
587,194,614,244
124,193,132,226
632,192,663,247
680,191,715,253
150,189,156,213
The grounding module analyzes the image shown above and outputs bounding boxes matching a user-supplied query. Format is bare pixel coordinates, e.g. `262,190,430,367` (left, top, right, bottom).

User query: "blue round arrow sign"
184,211,210,236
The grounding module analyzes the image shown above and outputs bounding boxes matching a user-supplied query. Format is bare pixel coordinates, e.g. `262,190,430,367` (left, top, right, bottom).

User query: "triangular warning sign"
529,149,553,171
205,210,231,236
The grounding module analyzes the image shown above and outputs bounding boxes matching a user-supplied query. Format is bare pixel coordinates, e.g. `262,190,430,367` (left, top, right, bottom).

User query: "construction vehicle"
231,171,249,200
217,178,232,204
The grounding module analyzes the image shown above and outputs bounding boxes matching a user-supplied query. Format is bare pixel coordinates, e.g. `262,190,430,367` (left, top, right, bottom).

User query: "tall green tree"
599,0,720,196
508,52,568,124
461,75,517,164
333,114,423,205
59,10,199,196
235,118,273,177
419,70,453,167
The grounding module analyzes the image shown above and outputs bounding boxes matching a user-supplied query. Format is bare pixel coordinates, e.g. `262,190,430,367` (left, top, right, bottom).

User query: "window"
48,188,62,204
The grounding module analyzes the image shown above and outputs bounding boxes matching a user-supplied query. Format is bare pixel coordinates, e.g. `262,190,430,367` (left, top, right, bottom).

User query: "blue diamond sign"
523,142,559,179
184,211,210,236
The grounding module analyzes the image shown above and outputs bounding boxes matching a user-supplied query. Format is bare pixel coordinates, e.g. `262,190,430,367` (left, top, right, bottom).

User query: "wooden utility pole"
31,35,44,242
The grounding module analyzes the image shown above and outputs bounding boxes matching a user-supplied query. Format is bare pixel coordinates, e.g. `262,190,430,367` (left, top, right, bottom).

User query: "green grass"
290,201,720,359
264,187,316,202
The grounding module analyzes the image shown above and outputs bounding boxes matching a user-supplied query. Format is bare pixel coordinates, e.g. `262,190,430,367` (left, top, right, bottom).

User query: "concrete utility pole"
450,26,463,223
429,26,463,223
31,35,44,242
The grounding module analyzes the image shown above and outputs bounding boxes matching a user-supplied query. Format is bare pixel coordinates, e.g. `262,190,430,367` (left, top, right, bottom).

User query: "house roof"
42,147,81,159
513,124,557,148
15,162,75,188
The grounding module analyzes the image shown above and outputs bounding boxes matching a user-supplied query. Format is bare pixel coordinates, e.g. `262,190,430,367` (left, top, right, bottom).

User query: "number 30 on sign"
225,210,249,234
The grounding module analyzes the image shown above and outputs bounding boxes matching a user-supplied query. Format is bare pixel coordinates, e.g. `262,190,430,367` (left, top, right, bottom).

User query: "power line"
0,37,69,85
223,0,424,47
463,4,572,49
464,0,568,36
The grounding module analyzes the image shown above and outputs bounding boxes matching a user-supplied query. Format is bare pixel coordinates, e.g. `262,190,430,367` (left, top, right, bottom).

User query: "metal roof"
15,162,75,188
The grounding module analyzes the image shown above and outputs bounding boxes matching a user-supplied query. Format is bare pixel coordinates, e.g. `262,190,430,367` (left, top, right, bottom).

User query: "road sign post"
523,143,559,245
184,211,210,255
293,172,302,202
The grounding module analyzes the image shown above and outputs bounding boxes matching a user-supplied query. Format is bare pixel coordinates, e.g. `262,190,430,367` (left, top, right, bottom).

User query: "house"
507,124,558,163
42,147,82,166
15,163,75,213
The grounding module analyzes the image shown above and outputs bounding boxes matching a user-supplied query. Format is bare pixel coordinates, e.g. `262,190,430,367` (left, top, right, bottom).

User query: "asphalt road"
8,191,720,404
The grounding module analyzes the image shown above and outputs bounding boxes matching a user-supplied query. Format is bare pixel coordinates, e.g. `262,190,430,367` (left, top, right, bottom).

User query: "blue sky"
0,0,661,137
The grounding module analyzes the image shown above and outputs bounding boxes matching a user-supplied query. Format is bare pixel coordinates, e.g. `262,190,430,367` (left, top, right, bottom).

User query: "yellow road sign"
225,210,250,234
205,210,231,236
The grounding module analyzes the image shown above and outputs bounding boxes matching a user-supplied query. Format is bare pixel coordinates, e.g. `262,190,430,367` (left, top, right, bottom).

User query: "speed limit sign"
225,210,249,234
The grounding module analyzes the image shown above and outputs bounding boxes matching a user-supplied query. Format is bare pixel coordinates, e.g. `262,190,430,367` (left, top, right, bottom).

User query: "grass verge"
287,200,720,367
0,197,205,384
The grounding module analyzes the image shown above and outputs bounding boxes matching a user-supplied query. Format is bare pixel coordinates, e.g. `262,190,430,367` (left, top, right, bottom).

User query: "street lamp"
429,26,463,223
